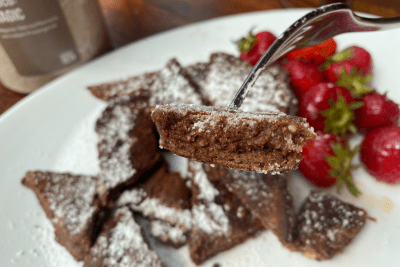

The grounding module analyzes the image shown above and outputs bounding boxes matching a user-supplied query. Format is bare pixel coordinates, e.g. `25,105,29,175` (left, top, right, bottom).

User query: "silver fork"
227,3,400,111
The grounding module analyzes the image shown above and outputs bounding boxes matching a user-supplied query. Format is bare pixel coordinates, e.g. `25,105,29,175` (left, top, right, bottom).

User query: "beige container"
0,0,109,94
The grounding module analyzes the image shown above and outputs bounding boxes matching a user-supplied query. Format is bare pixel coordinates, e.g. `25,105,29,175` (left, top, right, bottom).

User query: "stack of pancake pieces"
21,53,369,266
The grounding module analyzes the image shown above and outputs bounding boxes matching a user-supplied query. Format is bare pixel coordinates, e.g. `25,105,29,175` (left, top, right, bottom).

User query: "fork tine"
227,3,351,111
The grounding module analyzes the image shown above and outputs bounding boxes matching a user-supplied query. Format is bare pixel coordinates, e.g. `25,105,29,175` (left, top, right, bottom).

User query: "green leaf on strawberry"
326,142,361,197
322,93,364,136
328,47,354,63
237,32,257,53
320,47,354,69
335,67,373,98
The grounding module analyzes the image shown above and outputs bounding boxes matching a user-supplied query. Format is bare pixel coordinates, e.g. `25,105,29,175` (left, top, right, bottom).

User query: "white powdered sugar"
228,170,275,202
100,75,153,101
150,220,187,245
97,99,138,190
89,207,163,267
34,172,98,236
192,203,229,235
299,192,367,244
192,117,215,133
148,60,203,106
117,75,153,98
89,59,203,106
118,189,193,230
190,161,219,202
118,188,148,206
189,161,230,236
190,53,295,113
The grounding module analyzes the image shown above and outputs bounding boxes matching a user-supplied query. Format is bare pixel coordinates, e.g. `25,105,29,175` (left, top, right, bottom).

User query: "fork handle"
354,14,400,30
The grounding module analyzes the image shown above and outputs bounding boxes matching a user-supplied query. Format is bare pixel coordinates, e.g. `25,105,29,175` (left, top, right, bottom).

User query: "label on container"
0,0,80,75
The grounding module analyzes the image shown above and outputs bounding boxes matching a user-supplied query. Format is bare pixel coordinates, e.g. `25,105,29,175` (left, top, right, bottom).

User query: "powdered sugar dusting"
228,170,274,203
118,188,147,206
298,191,367,245
188,53,295,113
108,75,153,101
30,172,98,236
88,207,163,267
150,220,187,245
192,203,230,235
189,161,230,236
96,97,138,191
118,189,192,230
148,59,203,106
88,59,203,106
189,161,219,202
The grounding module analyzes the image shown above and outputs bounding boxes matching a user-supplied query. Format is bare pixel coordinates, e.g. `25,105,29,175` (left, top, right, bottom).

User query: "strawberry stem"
237,32,257,53
322,93,363,136
320,47,354,69
326,142,361,197
335,67,373,98
330,47,354,62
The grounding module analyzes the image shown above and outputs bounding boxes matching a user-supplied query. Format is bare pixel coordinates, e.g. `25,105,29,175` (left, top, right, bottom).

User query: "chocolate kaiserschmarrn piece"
188,161,264,265
297,191,368,260
96,93,160,205
84,206,164,267
185,52,297,114
87,58,205,106
204,166,297,251
152,104,316,174
21,171,110,261
117,163,192,248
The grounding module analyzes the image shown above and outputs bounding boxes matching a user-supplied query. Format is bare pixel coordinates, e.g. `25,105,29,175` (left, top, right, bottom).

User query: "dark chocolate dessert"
297,191,368,260
204,165,298,251
188,161,264,265
83,206,164,267
87,58,204,106
96,93,160,205
185,52,297,115
152,103,316,174
117,163,192,248
21,171,109,261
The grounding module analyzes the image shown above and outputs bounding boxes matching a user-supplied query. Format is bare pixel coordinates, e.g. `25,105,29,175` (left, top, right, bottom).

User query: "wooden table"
0,0,398,115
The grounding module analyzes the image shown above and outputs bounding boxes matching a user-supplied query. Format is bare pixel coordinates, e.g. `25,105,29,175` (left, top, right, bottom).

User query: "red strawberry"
298,82,363,135
286,38,337,65
238,31,277,66
355,92,400,132
299,132,361,196
360,126,400,184
322,46,374,98
322,46,373,82
283,60,325,99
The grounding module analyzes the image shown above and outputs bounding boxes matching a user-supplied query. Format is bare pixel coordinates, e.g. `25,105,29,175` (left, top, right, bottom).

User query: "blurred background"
1,0,399,114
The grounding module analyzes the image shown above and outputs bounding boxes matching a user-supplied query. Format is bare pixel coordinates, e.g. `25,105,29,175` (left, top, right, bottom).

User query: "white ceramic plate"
1,8,400,267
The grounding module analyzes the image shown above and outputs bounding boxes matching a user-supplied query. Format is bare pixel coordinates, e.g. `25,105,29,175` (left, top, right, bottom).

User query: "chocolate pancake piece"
96,93,161,205
87,72,155,102
117,163,192,248
185,52,297,114
188,161,264,265
297,191,368,260
21,171,110,262
204,165,297,251
84,206,164,267
184,62,209,94
152,104,316,174
88,58,204,106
